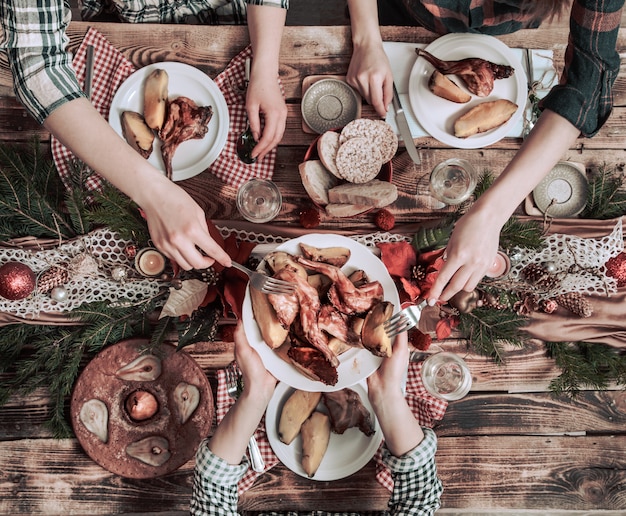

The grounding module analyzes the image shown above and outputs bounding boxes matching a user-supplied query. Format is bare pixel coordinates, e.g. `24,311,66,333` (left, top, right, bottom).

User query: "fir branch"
500,217,545,251
546,341,626,397
0,141,77,240
472,169,495,199
149,316,172,349
176,304,220,350
581,165,626,219
459,307,528,363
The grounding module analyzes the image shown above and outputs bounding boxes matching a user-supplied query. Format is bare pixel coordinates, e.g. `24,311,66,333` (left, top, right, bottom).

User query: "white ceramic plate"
109,62,229,181
242,234,400,392
265,381,383,481
408,33,526,149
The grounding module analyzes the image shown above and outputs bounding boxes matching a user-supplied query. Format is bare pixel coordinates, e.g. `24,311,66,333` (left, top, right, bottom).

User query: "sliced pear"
278,389,322,445
143,68,169,131
301,411,331,477
361,301,394,358
265,251,307,279
121,111,154,159
429,70,471,103
299,243,351,267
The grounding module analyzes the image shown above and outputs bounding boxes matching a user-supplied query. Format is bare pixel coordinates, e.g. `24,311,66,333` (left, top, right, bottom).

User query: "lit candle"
485,251,510,278
135,248,166,277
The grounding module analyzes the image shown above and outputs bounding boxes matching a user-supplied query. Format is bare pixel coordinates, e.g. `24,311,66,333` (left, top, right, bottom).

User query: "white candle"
135,248,166,277
486,251,510,278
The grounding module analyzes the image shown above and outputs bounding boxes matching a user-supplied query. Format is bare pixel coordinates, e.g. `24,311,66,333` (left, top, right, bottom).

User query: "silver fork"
384,300,427,339
225,365,265,473
230,261,295,295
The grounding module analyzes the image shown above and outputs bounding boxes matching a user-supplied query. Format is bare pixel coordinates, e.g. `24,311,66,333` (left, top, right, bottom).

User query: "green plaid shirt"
190,428,442,516
0,0,287,124
385,0,624,137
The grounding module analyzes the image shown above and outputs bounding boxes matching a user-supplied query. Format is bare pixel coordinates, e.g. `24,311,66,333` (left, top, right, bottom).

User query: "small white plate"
242,234,400,392
265,381,383,481
532,162,589,217
408,33,526,149
301,79,360,134
109,62,229,181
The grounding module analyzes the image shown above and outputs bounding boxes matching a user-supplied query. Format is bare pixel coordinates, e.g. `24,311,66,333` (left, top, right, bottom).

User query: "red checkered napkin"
207,45,279,188
51,27,136,192
374,361,448,491
216,366,279,496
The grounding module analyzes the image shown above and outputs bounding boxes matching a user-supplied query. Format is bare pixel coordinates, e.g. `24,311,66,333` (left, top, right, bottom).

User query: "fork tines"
383,312,416,339
260,278,296,295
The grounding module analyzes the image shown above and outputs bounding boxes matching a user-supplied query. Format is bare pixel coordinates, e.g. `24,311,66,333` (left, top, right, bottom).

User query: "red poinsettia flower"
435,314,460,340
377,241,416,279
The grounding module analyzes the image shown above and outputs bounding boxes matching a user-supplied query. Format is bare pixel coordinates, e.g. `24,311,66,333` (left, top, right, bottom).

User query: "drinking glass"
429,158,478,205
236,178,282,223
420,352,472,401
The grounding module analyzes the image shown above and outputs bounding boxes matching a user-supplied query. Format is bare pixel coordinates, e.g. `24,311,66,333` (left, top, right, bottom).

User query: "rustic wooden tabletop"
0,19,625,516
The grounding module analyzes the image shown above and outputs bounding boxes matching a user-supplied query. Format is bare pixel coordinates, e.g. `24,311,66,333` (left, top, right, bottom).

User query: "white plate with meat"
242,233,400,392
109,61,229,181
265,381,383,481
408,33,526,149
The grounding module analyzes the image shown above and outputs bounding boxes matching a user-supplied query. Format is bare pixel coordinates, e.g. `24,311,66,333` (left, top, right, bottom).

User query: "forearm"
246,4,286,79
470,109,580,226
371,390,424,457
347,0,382,48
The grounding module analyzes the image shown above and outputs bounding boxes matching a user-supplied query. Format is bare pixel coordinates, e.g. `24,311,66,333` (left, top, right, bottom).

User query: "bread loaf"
299,160,341,206
328,180,398,209
317,131,342,179
454,99,518,138
325,203,371,218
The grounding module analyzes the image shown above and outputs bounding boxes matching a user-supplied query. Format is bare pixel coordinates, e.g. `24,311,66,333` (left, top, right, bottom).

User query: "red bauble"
605,252,626,287
0,261,36,300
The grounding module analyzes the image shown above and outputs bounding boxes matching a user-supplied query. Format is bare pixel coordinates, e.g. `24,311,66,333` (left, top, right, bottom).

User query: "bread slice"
328,179,398,209
317,131,342,179
299,159,341,206
325,203,371,218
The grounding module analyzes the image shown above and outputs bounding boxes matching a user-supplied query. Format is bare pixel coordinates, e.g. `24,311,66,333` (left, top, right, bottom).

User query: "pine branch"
500,218,545,251
459,307,528,363
176,304,220,350
581,165,626,219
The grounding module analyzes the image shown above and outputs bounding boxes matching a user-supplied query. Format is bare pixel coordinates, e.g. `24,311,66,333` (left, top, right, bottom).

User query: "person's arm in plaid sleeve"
245,0,289,161
191,322,276,515
367,333,443,515
3,0,233,273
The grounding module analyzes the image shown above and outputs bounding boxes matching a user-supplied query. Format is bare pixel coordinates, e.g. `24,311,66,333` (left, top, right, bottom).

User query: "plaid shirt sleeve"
381,428,443,516
540,0,624,137
1,0,85,124
191,438,250,516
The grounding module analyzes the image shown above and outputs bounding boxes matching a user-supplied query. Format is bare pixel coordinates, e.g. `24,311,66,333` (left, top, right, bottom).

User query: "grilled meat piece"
287,345,339,386
415,48,514,97
159,96,213,179
322,388,375,435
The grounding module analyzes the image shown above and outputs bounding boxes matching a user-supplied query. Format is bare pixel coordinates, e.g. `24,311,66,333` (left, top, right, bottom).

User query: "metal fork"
225,365,265,473
230,261,295,295
384,300,427,339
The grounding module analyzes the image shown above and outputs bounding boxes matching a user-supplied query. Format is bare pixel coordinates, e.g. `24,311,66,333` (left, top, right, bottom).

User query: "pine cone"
521,263,548,282
553,292,593,318
37,266,69,293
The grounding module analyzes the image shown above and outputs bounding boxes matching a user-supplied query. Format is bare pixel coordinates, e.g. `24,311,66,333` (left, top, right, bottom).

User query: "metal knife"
392,82,421,164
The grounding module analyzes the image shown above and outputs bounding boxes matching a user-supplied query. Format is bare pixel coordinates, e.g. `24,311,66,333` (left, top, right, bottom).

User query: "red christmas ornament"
605,253,626,287
0,261,36,300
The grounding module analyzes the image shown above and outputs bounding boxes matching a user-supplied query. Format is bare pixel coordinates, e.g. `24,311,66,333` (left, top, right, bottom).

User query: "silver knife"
392,82,421,164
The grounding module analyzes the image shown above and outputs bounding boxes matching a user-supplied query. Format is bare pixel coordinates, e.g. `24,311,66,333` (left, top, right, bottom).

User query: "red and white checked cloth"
51,30,278,192
216,360,447,495
51,27,136,192
207,45,279,188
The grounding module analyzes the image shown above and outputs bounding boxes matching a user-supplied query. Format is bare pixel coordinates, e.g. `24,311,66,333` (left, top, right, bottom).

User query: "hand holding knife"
392,82,421,164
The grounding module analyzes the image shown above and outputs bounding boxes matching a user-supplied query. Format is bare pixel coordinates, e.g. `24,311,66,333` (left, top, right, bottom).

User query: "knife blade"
392,82,421,164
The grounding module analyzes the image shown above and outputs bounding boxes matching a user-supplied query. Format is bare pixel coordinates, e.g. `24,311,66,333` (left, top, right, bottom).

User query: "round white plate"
265,381,383,481
408,33,526,149
242,234,400,392
109,62,229,181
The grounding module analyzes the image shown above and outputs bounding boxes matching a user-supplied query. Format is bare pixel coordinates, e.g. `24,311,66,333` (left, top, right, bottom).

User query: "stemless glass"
429,158,478,205
420,352,472,401
236,178,282,223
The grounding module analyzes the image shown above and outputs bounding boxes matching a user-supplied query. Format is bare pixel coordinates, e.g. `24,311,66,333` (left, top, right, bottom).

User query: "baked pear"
143,68,169,131
454,98,518,138
249,286,289,349
299,243,351,267
300,411,331,477
121,111,154,159
278,389,322,445
428,70,471,103
361,301,394,358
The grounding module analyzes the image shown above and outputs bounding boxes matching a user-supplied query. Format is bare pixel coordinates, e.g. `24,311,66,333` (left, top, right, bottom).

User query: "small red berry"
299,207,321,229
409,329,432,351
374,209,395,231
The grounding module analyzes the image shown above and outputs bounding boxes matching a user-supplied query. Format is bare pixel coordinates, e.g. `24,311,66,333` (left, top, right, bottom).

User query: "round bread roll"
316,131,342,179
339,118,398,163
335,137,383,184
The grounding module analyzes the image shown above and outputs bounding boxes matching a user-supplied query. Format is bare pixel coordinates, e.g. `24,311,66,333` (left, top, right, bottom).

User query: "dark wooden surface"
0,20,625,515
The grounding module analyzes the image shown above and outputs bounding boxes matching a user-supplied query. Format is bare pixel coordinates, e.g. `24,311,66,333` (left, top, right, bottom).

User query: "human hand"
427,209,501,304
346,40,393,118
367,332,409,407
234,322,277,405
138,178,232,271
246,73,287,161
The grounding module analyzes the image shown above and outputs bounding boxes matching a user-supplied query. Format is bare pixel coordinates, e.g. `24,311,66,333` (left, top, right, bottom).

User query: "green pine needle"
581,165,626,219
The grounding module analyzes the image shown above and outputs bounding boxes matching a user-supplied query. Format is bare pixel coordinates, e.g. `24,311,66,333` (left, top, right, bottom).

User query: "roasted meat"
415,48,514,97
317,305,362,347
158,96,213,179
322,388,375,436
287,345,338,386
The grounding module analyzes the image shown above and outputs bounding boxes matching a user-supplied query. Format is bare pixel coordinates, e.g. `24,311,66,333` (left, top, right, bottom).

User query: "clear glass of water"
236,178,282,223
420,352,472,401
429,158,478,205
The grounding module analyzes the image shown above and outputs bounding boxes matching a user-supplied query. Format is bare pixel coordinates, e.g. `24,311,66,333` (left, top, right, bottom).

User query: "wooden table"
1,21,625,516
